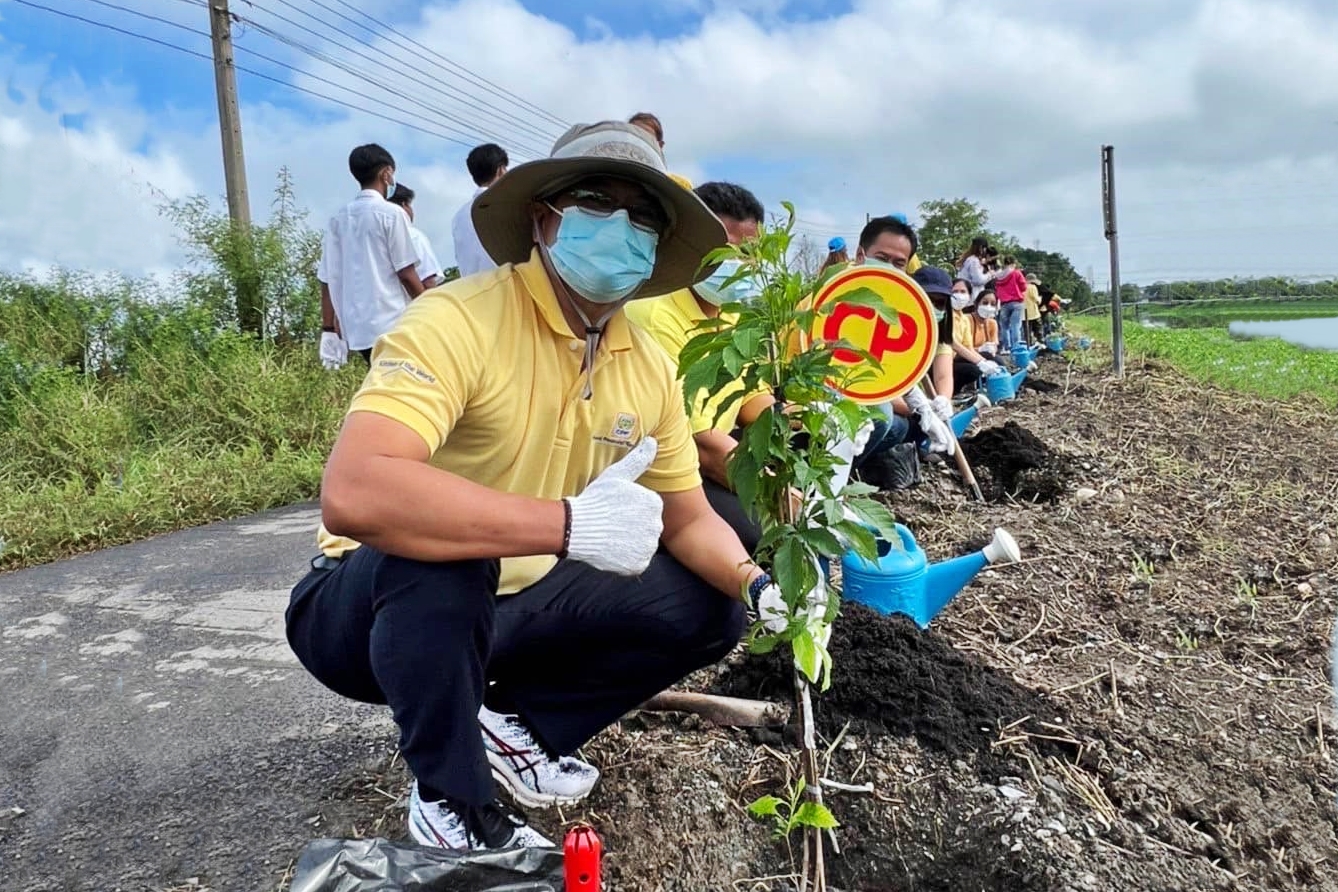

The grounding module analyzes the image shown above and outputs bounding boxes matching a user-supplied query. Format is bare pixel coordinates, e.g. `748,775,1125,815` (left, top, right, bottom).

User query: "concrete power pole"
1101,145,1124,379
209,0,251,227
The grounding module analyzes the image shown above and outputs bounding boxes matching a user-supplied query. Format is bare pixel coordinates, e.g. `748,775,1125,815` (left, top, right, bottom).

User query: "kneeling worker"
286,123,783,852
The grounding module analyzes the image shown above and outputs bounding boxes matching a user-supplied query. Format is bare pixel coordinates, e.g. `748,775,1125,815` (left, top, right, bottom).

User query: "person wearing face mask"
937,274,1004,394
955,236,998,300
972,288,1001,357
994,254,1028,357
287,122,781,854
624,182,774,550
317,143,426,368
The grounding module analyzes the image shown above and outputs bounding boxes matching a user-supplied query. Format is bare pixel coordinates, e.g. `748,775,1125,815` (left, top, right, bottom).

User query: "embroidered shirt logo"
373,359,437,385
594,412,639,447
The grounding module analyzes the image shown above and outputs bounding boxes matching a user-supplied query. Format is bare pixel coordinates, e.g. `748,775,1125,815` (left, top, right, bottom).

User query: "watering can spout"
921,528,1022,622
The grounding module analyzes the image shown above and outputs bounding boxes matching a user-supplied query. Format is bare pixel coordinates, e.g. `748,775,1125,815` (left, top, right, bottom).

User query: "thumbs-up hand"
564,438,664,575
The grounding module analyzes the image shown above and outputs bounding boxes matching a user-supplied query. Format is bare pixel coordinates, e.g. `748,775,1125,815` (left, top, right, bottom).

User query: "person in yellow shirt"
285,122,784,854
1023,272,1043,346
626,181,774,549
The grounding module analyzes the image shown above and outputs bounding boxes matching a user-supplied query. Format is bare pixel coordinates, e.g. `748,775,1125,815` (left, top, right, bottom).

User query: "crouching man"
286,122,778,851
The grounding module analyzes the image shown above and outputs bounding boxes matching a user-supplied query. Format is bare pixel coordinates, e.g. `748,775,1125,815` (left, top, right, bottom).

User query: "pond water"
1227,316,1338,351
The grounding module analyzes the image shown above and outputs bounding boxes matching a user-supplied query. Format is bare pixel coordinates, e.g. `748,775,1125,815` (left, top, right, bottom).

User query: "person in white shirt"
318,143,426,368
387,184,444,290
450,143,508,279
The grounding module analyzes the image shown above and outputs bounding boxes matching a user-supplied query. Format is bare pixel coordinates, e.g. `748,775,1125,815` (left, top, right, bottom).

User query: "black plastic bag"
291,837,566,892
857,442,922,491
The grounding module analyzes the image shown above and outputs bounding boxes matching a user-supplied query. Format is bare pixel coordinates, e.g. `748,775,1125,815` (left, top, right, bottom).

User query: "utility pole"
209,0,251,227
1101,145,1124,378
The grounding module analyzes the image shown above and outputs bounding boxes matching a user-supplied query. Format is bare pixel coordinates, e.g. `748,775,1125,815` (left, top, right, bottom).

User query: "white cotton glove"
1026,361,1039,373
755,570,832,682
976,358,1003,377
565,437,664,576
931,395,954,423
810,400,875,497
905,388,955,457
981,342,999,356
319,331,348,370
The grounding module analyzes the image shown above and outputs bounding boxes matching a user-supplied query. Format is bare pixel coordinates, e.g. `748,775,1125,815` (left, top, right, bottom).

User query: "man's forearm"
663,513,761,599
323,451,565,563
398,267,426,299
694,429,738,489
320,283,339,332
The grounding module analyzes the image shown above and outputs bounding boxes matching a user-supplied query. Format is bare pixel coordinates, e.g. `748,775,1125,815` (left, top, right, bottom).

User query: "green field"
1133,297,1338,329
1068,315,1338,408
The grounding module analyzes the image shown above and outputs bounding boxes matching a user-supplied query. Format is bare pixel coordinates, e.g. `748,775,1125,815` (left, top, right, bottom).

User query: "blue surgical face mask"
696,258,761,307
545,206,658,304
385,177,397,200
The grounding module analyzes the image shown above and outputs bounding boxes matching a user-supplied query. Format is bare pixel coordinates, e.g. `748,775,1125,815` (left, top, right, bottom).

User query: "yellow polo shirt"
951,309,974,351
1024,283,1042,321
624,288,769,435
317,249,701,594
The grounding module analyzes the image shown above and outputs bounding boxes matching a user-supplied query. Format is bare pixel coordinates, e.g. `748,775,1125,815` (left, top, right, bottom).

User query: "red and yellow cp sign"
808,265,937,403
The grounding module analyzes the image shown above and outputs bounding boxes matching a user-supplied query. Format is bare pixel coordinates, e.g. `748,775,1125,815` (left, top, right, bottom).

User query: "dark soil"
303,349,1338,892
960,420,1076,503
715,605,1070,773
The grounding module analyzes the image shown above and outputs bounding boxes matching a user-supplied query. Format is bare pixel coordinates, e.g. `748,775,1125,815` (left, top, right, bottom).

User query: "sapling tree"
678,205,899,892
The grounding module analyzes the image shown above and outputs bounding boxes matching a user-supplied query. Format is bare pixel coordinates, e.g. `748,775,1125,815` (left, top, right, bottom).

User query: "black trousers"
703,478,761,553
952,359,983,395
285,547,745,807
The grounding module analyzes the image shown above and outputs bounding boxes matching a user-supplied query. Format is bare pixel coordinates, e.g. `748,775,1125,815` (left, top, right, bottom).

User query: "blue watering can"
842,523,1021,628
1045,334,1066,353
1011,367,1028,392
985,369,1016,403
950,405,976,439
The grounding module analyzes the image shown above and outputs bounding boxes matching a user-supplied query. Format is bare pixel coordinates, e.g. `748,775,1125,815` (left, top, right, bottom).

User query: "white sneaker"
479,705,600,808
407,781,553,850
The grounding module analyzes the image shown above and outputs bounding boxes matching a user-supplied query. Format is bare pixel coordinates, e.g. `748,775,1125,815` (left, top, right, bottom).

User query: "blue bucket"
985,370,1016,403
950,405,977,438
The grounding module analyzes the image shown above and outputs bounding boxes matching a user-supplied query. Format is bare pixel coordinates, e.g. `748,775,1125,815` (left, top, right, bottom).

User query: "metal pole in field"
209,0,251,227
1101,145,1124,378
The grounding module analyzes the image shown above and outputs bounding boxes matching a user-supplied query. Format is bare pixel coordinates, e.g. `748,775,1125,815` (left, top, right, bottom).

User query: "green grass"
1137,298,1338,329
0,272,361,571
1068,316,1338,408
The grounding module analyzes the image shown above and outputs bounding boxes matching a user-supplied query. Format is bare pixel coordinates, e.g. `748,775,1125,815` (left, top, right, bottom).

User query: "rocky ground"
306,348,1338,891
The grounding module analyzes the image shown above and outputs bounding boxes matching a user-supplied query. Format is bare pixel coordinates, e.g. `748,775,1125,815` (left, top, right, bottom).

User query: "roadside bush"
0,171,359,570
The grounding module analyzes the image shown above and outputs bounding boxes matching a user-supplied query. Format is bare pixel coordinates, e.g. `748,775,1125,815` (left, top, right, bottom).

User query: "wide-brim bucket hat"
472,121,727,297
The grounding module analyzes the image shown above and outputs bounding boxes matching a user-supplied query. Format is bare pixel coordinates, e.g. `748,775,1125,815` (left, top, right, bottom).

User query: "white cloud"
2,0,1338,286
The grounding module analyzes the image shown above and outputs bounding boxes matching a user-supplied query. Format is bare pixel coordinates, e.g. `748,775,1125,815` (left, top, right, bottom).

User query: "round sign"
807,265,938,403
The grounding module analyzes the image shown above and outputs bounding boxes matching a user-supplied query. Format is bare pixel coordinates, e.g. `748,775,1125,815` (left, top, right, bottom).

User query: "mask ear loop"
535,214,623,400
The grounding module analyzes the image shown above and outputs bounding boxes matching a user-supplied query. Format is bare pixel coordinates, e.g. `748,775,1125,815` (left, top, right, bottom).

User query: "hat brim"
471,157,727,297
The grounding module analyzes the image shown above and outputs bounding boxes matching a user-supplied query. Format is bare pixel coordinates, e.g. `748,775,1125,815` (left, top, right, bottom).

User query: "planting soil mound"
960,420,1074,503
714,604,1065,768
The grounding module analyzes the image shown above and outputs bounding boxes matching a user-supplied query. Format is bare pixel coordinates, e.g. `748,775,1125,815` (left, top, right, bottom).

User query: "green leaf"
793,801,840,830
792,632,820,684
846,497,897,538
747,795,784,819
728,449,761,519
834,519,878,559
798,526,845,557
825,286,899,323
723,344,745,377
773,536,813,603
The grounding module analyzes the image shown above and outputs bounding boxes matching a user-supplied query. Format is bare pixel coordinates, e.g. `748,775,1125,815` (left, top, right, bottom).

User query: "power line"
241,0,558,153
18,0,510,153
63,0,548,157
316,0,569,130
258,0,562,145
231,12,550,157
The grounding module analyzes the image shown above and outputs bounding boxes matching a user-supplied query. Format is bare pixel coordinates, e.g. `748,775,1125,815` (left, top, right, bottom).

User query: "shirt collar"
514,248,633,354
357,188,385,201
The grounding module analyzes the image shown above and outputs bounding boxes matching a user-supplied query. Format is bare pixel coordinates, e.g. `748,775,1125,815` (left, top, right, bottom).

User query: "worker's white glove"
755,569,832,682
319,332,348,370
931,395,954,423
565,437,663,576
1026,361,1039,373
905,388,955,457
980,341,998,356
976,358,1003,377
812,400,875,496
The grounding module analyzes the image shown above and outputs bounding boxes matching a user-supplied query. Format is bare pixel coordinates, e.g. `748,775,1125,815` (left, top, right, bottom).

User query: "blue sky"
3,0,1338,283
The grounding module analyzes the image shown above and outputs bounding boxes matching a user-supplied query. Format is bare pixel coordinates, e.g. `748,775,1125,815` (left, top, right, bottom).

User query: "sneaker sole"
485,750,596,809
